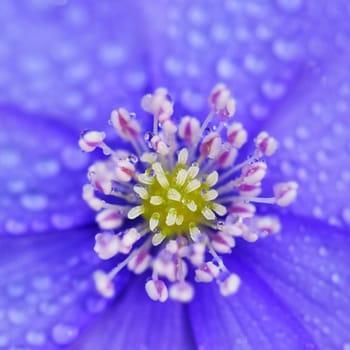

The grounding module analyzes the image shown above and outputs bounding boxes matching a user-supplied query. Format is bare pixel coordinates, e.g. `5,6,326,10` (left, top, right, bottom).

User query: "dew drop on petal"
0,333,9,347
8,308,27,325
26,330,47,346
276,0,303,12
51,323,79,345
20,193,48,211
342,207,350,225
61,146,89,170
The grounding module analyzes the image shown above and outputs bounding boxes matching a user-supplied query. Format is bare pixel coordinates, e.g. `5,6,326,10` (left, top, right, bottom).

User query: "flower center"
131,149,225,242
80,84,298,302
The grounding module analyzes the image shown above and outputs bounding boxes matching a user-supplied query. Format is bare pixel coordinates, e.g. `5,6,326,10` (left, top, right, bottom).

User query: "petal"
0,106,95,235
234,215,350,349
265,55,350,227
189,258,317,350
0,228,130,348
72,277,196,350
0,0,149,130
144,0,348,129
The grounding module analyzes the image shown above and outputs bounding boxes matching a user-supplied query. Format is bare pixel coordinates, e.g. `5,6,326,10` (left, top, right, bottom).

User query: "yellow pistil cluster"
128,149,227,244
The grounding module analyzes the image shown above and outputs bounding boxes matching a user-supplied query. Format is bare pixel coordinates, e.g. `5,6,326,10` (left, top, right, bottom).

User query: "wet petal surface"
0,0,150,129
189,215,350,349
72,276,196,350
0,228,129,348
0,106,93,234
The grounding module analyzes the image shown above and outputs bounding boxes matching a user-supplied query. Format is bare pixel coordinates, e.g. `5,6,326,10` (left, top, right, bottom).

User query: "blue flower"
1,0,350,349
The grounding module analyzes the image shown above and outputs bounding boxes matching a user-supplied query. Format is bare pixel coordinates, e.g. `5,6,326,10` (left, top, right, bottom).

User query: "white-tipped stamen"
127,205,144,219
176,169,188,186
201,207,216,221
82,85,297,302
150,212,160,231
177,148,189,165
185,179,201,193
167,188,182,202
150,195,164,206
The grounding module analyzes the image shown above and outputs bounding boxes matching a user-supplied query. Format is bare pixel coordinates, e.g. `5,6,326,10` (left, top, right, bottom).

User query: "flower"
1,0,350,349
80,85,297,302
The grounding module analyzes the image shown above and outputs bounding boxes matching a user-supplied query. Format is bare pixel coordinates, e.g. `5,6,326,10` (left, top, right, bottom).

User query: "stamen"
186,200,198,212
201,207,216,221
127,205,144,219
167,188,182,202
133,184,149,200
202,189,218,201
189,223,201,241
176,169,188,186
82,84,298,302
165,208,177,226
150,212,160,231
177,148,189,165
206,171,219,187
152,233,166,246
185,179,201,193
150,195,164,205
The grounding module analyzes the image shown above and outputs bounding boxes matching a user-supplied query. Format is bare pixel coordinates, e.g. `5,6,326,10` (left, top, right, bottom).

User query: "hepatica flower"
80,84,297,302
1,0,350,349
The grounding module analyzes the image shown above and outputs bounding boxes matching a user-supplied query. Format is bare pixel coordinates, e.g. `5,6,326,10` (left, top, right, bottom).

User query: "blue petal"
189,215,350,349
235,215,350,349
189,256,317,349
0,106,93,234
72,277,196,350
141,0,349,125
0,228,129,348
265,54,350,227
0,0,149,130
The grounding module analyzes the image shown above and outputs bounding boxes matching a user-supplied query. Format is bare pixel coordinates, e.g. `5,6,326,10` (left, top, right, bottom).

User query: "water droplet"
39,301,60,316
343,343,350,350
244,54,265,74
127,154,138,164
5,219,27,234
86,296,107,314
0,333,9,347
261,80,286,100
99,44,125,66
26,330,47,346
273,39,300,61
61,146,89,170
0,148,21,168
295,125,309,140
216,58,236,79
342,207,350,225
276,0,303,12
51,323,79,345
7,283,25,298
250,102,269,120
164,56,183,76
51,213,74,229
7,179,26,193
188,5,206,25
211,23,229,43
188,30,206,49
8,308,27,325
32,275,52,291
20,193,48,211
318,246,328,257
144,132,153,142
312,206,324,219
331,273,340,284
217,221,225,230
34,158,60,178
